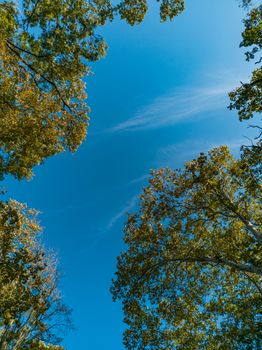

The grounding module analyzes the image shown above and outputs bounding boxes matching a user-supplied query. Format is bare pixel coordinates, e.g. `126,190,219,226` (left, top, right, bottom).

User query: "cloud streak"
107,195,139,230
109,82,235,133
127,174,149,186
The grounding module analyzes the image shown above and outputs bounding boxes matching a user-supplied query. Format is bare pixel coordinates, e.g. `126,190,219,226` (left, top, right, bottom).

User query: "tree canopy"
0,0,185,180
1,0,261,348
111,146,262,349
0,199,71,349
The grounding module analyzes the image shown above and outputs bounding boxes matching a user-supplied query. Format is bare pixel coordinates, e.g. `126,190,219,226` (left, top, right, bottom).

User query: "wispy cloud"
81,195,139,252
108,82,236,133
107,195,139,230
127,174,149,186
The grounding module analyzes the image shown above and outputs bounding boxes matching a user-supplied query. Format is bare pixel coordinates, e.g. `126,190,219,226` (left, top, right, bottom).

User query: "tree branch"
243,272,262,297
6,42,71,111
138,255,262,287
168,256,262,275
6,40,49,58
214,190,262,245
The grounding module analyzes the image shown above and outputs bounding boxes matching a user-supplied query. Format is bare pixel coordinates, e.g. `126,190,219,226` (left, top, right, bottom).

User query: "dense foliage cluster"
112,146,262,349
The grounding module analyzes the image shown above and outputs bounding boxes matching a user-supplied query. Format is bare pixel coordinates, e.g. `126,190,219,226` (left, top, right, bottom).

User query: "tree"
111,146,262,349
0,199,71,349
0,0,184,180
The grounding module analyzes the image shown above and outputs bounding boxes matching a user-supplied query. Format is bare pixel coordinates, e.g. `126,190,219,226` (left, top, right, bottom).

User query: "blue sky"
5,0,259,348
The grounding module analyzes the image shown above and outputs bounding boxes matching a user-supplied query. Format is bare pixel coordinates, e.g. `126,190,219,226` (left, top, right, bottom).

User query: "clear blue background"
5,0,259,348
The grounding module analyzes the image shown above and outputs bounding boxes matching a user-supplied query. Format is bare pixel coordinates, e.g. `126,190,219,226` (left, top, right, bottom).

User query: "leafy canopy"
0,0,184,180
111,146,262,349
0,199,71,349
